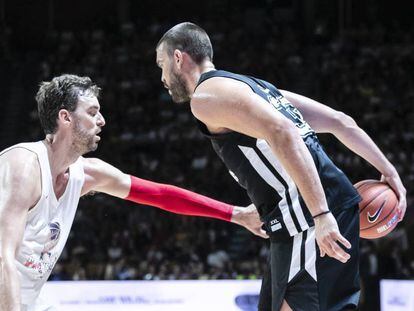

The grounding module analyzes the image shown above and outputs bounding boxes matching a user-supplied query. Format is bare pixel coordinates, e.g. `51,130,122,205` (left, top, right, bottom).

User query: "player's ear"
173,49,183,69
58,109,72,127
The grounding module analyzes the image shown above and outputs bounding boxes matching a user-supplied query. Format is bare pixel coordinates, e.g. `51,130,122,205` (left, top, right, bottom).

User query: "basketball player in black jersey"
155,23,406,311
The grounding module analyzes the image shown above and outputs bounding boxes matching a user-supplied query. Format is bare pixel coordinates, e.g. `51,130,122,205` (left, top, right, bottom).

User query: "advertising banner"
40,280,262,311
380,279,414,311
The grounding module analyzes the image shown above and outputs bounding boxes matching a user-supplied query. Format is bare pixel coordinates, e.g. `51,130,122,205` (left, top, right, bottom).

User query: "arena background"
1,0,413,310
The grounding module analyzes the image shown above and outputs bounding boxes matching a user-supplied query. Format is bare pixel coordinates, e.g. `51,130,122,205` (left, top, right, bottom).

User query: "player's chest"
52,172,70,201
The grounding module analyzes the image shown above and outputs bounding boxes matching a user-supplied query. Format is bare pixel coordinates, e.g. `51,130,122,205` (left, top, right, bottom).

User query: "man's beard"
72,119,97,155
169,70,191,104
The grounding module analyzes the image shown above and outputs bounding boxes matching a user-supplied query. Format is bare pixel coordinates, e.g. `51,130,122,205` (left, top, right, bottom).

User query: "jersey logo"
367,201,386,223
23,222,61,279
42,221,61,254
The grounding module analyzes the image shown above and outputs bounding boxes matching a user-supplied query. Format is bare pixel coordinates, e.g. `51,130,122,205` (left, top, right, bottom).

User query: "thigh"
265,231,317,311
265,206,360,311
258,259,272,311
268,235,301,311
284,227,319,311
284,269,319,311
317,205,361,311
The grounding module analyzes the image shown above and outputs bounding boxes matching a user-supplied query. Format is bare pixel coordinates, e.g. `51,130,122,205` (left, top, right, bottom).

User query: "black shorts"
258,205,360,311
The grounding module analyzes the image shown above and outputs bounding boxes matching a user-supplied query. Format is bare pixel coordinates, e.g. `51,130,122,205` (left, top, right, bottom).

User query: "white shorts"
21,297,57,311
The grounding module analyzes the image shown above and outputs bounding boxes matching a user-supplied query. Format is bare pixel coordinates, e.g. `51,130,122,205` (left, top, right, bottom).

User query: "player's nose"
97,113,106,127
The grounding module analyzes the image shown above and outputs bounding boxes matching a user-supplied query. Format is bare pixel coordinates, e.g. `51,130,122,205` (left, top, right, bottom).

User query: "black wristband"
312,210,331,219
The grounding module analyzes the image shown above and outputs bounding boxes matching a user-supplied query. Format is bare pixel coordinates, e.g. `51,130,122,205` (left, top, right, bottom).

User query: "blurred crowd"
1,6,413,310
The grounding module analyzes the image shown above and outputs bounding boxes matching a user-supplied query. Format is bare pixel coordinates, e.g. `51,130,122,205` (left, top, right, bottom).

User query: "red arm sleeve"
125,175,233,222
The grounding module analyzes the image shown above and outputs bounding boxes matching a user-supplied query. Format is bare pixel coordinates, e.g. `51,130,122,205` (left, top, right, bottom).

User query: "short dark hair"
35,74,100,134
157,22,213,64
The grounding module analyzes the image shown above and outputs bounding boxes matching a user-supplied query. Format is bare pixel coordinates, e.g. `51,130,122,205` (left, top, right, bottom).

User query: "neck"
43,133,80,179
187,60,216,97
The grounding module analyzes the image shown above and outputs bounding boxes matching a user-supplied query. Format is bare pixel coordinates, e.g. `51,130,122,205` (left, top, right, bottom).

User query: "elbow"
332,111,358,131
266,119,302,145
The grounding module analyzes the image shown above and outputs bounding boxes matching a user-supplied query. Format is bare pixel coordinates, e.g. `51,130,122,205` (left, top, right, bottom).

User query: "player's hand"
381,173,407,222
231,204,269,239
314,212,351,263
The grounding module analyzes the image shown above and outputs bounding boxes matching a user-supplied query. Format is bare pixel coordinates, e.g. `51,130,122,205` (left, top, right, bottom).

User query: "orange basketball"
354,179,399,239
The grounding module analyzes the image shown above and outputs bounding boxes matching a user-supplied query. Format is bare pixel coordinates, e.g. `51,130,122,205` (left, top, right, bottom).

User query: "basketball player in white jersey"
0,74,267,311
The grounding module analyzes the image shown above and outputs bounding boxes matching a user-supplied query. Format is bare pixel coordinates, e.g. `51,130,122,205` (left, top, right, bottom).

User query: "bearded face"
157,43,192,104
70,96,104,155
167,65,191,104
72,116,99,154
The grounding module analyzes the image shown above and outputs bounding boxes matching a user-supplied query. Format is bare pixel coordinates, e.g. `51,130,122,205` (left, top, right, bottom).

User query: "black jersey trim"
301,230,307,270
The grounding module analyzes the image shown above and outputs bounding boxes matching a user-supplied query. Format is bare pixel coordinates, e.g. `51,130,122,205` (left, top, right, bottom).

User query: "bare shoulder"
0,147,41,207
81,157,127,197
192,76,252,106
0,146,38,162
0,147,41,178
192,76,261,132
81,157,107,195
191,77,253,128
82,157,105,174
82,157,122,176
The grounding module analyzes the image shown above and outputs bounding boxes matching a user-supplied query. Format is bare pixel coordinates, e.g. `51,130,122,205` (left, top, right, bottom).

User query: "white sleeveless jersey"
1,141,85,304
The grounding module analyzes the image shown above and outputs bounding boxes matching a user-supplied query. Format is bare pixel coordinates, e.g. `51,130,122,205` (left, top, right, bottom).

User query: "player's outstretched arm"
280,90,407,221
81,158,267,238
191,78,350,263
0,149,41,311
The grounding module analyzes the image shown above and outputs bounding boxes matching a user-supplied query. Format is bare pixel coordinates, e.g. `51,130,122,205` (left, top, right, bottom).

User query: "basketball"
354,179,399,239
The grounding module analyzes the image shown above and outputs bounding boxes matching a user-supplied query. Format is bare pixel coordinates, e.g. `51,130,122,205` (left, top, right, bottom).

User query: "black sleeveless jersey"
194,70,361,237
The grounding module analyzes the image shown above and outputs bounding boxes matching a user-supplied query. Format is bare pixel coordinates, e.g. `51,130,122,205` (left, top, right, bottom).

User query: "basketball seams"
359,187,390,214
355,179,399,239
354,179,380,191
